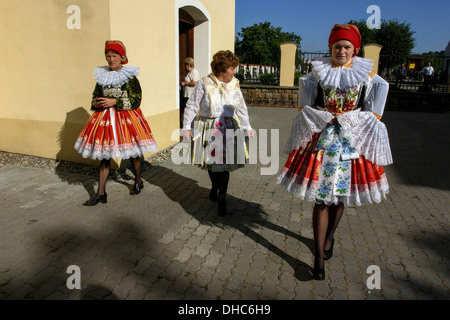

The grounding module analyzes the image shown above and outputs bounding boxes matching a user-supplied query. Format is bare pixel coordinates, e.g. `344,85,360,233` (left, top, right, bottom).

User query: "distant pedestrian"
277,24,393,280
75,40,158,206
395,63,406,88
422,62,435,87
180,57,201,126
181,50,255,216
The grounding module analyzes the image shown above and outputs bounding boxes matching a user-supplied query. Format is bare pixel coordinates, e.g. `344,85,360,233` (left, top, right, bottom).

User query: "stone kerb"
240,83,298,108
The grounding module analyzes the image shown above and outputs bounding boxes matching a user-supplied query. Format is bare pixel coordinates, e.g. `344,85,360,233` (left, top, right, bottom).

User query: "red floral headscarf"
328,24,361,57
104,40,128,64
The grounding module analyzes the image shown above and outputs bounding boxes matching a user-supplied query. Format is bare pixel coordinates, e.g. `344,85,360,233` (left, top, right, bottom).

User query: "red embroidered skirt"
74,107,158,160
278,133,389,206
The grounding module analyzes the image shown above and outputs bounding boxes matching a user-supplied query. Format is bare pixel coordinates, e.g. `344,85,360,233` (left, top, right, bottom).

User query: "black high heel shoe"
312,251,325,280
324,238,335,261
130,180,144,195
312,265,325,280
83,193,107,206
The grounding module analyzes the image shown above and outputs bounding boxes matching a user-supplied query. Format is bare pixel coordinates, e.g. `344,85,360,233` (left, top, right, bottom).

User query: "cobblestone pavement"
0,107,449,300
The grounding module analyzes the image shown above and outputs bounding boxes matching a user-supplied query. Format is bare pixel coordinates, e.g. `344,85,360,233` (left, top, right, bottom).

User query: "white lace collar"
311,56,373,89
93,65,140,87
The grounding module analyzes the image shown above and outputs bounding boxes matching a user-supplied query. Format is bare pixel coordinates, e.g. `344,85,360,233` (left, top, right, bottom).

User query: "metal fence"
379,54,450,92
236,52,329,85
236,52,450,92
236,64,280,85
298,52,329,75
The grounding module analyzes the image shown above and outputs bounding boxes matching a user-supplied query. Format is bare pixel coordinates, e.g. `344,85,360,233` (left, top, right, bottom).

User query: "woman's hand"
327,117,338,125
247,129,256,138
182,129,193,142
95,97,116,109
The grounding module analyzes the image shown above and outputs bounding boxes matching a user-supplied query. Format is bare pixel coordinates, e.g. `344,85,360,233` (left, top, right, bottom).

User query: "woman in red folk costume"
278,25,392,280
75,40,158,206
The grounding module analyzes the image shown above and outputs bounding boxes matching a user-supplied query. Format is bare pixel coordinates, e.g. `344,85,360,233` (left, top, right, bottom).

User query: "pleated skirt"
277,132,389,206
74,107,158,160
188,116,248,172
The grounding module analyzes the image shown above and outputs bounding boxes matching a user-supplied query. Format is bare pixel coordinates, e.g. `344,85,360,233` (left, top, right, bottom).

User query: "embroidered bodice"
315,83,365,115
299,56,388,118
91,66,142,111
183,74,252,130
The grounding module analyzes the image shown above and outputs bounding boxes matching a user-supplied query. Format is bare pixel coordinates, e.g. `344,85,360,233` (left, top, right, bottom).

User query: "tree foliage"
346,19,416,65
235,21,302,66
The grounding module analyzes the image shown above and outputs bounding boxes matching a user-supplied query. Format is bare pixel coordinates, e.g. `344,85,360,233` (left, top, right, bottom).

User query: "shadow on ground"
143,165,315,282
382,112,450,190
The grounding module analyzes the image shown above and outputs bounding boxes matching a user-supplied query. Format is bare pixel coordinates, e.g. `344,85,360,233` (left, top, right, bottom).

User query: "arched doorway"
179,9,194,84
175,0,210,114
178,8,195,127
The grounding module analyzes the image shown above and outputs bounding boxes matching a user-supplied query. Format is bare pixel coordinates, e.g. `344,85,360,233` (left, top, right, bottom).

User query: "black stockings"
97,159,111,195
130,157,142,184
208,170,230,199
312,202,344,269
208,170,230,215
97,157,142,195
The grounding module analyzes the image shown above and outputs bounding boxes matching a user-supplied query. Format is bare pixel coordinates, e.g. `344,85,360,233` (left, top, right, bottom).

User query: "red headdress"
105,40,128,64
328,24,361,57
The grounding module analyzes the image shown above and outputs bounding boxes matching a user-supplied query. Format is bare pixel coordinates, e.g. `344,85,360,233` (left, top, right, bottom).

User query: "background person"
395,63,406,88
75,40,158,206
422,62,435,88
180,57,201,127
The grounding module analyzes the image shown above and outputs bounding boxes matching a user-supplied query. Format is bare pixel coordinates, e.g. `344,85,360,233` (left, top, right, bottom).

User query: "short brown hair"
184,57,195,67
210,50,239,75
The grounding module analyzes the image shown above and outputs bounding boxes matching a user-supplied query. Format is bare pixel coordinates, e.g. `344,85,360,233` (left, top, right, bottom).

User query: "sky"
235,0,450,54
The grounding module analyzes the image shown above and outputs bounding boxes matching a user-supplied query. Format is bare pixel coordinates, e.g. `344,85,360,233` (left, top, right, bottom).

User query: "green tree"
347,19,416,65
235,21,302,66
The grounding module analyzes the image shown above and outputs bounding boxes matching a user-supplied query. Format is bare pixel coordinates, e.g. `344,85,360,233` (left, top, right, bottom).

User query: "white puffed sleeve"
283,73,330,154
234,91,252,130
363,74,389,118
298,73,317,108
183,79,205,130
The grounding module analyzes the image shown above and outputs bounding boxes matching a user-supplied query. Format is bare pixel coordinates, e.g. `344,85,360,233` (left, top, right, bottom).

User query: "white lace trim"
337,110,393,165
277,169,390,206
93,65,140,88
283,106,333,154
283,106,393,165
74,137,158,160
311,56,373,90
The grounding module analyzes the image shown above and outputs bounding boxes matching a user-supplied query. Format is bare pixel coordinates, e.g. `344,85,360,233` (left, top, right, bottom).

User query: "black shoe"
324,238,335,261
312,266,325,280
312,257,326,280
83,193,107,206
130,181,144,195
217,194,227,216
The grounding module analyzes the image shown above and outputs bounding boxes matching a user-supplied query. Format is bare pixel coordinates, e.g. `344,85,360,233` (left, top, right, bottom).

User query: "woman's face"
331,40,355,66
217,66,237,83
105,50,122,71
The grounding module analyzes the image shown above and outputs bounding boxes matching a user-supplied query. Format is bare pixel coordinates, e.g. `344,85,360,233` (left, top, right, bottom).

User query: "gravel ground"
0,147,174,179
